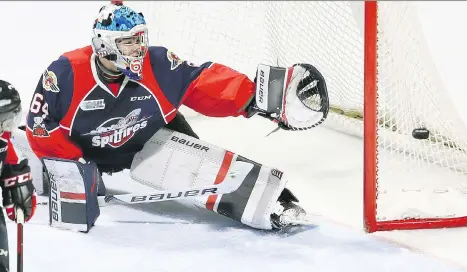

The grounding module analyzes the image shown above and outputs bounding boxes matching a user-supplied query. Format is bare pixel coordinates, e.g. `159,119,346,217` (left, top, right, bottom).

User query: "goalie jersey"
26,46,255,172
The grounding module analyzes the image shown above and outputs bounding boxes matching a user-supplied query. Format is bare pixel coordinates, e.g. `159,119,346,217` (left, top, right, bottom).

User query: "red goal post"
363,1,467,233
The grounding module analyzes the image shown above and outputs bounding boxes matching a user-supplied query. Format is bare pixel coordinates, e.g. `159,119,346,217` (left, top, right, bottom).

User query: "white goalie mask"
91,4,149,80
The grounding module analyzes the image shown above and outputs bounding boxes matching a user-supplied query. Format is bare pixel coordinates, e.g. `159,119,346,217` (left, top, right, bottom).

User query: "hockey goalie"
24,3,329,232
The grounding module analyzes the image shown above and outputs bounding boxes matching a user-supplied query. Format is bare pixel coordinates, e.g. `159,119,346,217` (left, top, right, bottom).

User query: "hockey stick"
16,208,24,272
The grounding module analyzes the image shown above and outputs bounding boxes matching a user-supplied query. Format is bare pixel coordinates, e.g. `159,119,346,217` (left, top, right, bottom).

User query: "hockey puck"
412,128,430,139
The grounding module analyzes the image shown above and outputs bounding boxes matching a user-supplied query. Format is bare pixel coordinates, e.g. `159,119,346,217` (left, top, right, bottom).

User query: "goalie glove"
246,63,329,131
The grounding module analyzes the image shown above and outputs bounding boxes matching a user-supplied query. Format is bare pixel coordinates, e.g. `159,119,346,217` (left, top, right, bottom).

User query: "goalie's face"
116,35,146,58
92,28,149,80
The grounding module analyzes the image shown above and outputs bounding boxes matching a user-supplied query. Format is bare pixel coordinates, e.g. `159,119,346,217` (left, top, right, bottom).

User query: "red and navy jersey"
26,45,255,170
0,132,22,174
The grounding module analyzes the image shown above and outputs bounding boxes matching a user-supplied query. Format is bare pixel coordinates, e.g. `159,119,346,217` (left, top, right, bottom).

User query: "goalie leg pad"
130,128,288,230
42,157,101,233
208,156,288,230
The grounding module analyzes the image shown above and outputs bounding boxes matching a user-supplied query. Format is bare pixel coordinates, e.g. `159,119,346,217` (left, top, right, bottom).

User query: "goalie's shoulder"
147,45,168,58
147,46,185,72
39,55,74,97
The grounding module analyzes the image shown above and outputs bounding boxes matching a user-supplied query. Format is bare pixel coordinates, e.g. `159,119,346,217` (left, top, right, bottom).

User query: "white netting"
127,1,467,223
375,3,467,221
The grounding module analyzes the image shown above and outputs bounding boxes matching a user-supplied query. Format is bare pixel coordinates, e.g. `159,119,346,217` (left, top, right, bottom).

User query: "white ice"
1,1,467,272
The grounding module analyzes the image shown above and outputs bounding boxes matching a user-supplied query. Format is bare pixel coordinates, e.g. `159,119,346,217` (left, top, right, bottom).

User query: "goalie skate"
271,201,312,229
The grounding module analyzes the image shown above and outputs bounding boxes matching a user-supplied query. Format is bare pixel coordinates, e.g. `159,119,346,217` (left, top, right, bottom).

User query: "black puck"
412,128,430,139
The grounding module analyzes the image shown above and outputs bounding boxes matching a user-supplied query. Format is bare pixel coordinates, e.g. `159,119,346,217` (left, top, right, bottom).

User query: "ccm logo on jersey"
85,109,149,148
2,172,32,187
130,95,151,101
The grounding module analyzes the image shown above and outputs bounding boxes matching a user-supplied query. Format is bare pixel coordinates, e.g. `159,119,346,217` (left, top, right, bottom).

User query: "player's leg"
159,114,307,228
130,128,308,230
0,209,9,271
205,155,307,230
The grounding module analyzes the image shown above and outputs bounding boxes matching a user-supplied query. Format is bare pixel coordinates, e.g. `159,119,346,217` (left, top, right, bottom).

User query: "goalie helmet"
92,3,149,80
0,80,22,133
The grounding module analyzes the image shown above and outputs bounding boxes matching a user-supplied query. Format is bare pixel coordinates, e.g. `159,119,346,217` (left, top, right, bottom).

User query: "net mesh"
375,2,467,221
128,1,467,223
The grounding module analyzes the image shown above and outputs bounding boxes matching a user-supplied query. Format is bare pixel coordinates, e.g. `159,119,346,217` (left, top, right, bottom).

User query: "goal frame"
363,1,467,233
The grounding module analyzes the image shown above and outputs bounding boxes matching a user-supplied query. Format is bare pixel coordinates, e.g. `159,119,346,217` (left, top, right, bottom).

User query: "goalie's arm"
179,63,256,118
178,61,329,130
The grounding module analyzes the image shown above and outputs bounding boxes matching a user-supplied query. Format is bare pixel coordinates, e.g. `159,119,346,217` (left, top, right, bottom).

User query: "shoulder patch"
42,69,60,93
167,51,183,70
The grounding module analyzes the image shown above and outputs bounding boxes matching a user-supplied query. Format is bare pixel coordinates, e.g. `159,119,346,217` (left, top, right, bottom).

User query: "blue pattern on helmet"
94,6,146,31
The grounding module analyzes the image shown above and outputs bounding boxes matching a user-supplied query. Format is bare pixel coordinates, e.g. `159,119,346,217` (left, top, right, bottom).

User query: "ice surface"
6,173,464,272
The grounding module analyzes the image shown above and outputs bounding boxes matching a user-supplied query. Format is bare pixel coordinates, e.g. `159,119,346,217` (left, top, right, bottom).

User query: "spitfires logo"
84,108,149,148
167,51,183,70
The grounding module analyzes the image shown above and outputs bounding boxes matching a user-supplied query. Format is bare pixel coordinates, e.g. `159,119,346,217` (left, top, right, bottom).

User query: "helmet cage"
92,24,148,80
0,103,21,134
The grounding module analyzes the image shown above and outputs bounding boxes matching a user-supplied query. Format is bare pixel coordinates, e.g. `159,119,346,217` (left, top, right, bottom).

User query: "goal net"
126,1,467,232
